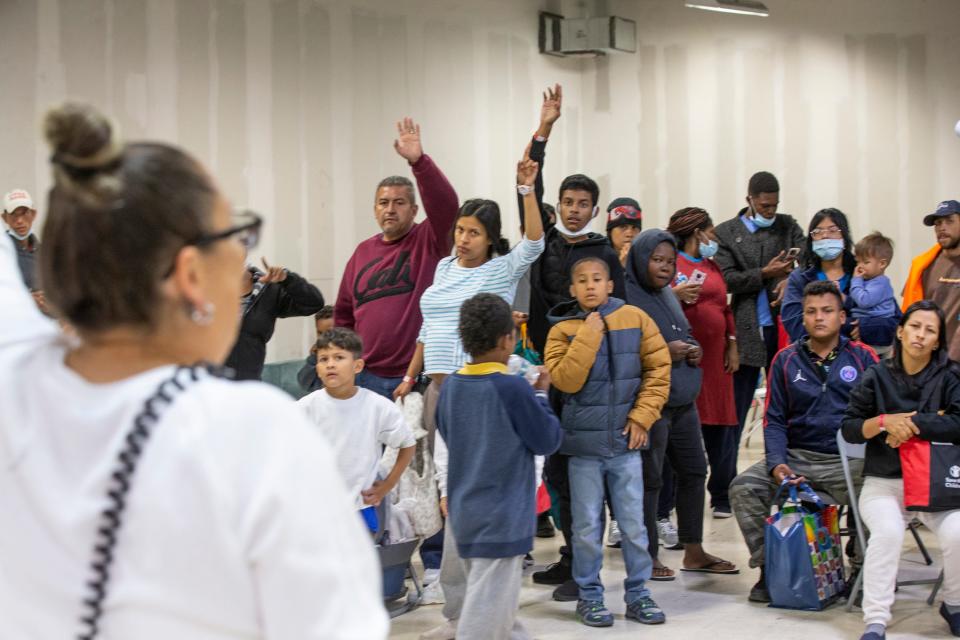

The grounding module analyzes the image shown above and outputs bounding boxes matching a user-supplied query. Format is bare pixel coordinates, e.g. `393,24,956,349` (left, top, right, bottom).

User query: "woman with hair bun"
0,103,387,639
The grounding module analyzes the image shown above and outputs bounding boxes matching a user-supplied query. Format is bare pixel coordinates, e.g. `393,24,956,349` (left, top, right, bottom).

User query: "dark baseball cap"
923,200,960,226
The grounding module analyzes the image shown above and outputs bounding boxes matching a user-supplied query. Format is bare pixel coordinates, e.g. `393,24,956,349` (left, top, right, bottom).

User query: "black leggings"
642,403,707,559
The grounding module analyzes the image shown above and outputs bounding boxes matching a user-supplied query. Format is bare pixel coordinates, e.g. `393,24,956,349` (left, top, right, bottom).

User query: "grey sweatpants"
729,448,864,569
457,553,529,640
440,526,529,639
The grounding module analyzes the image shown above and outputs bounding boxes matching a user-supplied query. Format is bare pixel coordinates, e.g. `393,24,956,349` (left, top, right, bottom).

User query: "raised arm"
518,84,561,234
393,118,459,254
517,155,544,242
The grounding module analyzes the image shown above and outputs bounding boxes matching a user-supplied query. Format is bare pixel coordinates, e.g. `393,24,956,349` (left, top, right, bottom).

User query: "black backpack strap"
77,364,224,640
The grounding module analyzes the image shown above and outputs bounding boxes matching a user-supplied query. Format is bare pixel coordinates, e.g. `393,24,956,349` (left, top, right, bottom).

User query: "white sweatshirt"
0,238,388,639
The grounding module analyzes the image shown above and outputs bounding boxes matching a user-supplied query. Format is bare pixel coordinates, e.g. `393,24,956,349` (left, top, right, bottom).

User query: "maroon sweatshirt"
334,154,458,377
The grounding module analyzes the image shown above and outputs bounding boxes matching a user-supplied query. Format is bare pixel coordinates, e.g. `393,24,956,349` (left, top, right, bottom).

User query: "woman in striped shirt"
396,154,546,395
403,153,545,634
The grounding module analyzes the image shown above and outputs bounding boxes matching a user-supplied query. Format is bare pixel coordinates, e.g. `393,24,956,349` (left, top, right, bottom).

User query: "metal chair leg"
928,569,945,606
908,521,934,566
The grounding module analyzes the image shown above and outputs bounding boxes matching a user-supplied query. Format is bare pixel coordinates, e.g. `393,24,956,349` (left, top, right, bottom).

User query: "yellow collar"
458,362,509,376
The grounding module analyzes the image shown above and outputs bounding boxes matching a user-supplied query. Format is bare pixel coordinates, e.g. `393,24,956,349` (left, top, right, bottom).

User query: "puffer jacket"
544,297,671,458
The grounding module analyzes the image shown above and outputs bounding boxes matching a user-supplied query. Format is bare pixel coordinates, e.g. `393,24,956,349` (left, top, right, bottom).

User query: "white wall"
2,0,959,363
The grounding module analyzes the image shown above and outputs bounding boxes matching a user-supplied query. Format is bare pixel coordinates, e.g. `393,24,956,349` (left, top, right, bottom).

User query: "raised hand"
540,84,562,126
393,117,423,164
517,157,539,187
259,257,288,284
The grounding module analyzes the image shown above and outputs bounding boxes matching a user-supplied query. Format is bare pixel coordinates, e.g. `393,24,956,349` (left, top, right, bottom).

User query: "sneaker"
941,602,960,637
657,518,681,549
576,599,614,627
553,579,579,602
536,512,556,538
533,561,571,585
420,579,446,605
713,507,734,519
626,596,667,625
523,553,535,570
419,619,457,640
858,631,885,640
607,519,622,548
422,568,440,585
748,572,770,603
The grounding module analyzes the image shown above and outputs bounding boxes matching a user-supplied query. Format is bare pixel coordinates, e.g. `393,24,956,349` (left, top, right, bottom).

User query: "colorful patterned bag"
765,481,845,611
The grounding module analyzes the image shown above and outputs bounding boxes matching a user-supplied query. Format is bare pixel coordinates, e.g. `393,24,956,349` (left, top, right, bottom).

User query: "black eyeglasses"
162,209,263,277
194,209,263,250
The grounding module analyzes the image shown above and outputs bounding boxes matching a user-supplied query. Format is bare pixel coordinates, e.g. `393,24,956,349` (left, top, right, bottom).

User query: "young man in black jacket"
225,259,325,380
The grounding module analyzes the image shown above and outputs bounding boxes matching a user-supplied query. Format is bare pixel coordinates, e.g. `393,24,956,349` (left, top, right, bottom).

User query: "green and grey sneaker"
576,599,614,627
626,596,666,625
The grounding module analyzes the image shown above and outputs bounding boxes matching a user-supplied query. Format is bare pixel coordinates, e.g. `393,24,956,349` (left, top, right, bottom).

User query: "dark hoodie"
528,228,625,355
842,350,960,478
625,229,702,407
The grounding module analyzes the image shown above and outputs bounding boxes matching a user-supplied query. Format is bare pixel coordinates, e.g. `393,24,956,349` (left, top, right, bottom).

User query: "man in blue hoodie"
729,279,880,603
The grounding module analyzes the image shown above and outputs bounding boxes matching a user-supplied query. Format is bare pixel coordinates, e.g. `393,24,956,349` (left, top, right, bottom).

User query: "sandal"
650,565,676,581
680,558,739,575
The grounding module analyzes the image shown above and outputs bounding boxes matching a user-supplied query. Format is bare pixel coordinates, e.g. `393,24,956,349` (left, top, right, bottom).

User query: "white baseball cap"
3,189,33,213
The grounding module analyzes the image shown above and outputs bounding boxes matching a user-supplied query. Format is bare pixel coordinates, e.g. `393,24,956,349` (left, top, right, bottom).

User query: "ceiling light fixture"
685,0,770,17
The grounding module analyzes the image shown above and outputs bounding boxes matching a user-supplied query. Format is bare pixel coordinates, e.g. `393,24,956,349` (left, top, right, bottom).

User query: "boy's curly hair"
459,293,514,358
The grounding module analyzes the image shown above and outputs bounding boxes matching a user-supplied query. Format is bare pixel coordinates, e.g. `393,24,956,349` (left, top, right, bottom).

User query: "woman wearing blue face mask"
668,208,740,520
781,208,900,345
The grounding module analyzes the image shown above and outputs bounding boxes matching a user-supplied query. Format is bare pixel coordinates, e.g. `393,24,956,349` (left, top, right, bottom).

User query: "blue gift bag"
765,481,845,611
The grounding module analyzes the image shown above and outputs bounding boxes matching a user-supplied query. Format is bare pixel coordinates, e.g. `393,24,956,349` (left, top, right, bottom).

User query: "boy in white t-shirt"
298,328,416,533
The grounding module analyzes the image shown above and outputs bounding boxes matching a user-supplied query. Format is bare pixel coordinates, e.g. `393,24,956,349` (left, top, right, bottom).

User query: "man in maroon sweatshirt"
334,118,458,399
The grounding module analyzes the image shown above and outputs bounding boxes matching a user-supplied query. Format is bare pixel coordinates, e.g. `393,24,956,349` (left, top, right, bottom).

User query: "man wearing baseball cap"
3,189,41,292
902,200,960,359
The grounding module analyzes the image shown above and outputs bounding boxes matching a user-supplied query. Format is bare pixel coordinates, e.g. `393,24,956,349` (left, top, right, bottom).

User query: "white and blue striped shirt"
419,236,545,374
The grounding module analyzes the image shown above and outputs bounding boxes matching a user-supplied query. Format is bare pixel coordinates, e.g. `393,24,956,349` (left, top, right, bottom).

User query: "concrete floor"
388,439,949,639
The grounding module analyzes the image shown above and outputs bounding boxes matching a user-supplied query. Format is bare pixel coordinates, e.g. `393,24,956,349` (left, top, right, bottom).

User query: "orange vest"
902,244,942,311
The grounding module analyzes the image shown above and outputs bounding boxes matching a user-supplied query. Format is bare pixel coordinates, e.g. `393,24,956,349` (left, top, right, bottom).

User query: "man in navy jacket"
729,280,880,603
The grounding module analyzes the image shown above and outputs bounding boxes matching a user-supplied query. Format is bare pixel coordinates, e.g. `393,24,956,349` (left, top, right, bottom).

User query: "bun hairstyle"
40,103,217,332
454,198,510,258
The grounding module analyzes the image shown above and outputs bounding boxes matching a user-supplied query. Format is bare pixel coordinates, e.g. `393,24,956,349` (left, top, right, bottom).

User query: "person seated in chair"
729,280,880,602
842,300,960,640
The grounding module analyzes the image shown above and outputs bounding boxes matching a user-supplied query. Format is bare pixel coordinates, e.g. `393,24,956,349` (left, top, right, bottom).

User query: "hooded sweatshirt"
625,229,702,407
544,297,671,458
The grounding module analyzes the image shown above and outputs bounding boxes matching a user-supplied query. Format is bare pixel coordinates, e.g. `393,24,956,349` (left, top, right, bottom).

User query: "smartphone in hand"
689,269,708,286
782,247,801,262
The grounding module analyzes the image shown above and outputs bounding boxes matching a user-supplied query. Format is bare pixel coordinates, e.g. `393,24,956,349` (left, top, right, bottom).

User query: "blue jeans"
570,452,652,604
355,369,404,400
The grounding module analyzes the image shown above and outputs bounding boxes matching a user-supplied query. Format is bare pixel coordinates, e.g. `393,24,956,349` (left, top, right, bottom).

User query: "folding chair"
375,499,425,618
837,430,944,611
743,386,766,448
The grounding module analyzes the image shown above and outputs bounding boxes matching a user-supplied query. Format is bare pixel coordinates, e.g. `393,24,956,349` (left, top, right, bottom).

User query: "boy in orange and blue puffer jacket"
544,256,671,629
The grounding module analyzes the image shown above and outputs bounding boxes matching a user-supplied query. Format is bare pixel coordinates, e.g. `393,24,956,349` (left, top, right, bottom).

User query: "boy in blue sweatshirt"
436,293,562,640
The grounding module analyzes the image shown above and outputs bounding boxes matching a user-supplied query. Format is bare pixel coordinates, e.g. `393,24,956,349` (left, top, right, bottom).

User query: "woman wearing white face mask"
780,208,900,346
667,208,740,522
